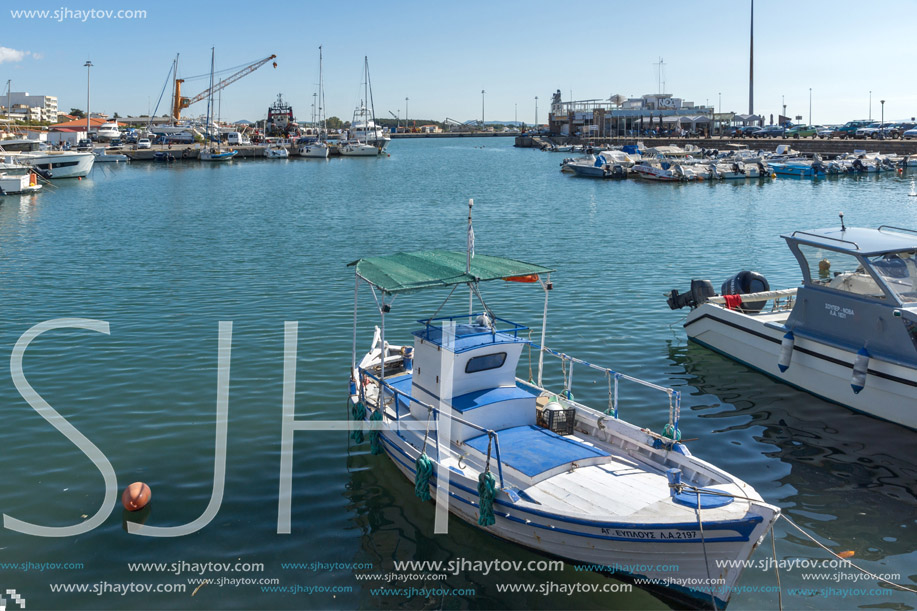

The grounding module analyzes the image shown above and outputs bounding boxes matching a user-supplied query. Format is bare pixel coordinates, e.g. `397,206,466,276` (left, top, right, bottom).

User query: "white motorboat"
667,218,917,430
93,147,129,163
632,160,688,181
12,150,95,178
340,141,381,157
263,144,289,159
298,142,329,158
95,122,120,141
348,202,780,609
0,170,41,194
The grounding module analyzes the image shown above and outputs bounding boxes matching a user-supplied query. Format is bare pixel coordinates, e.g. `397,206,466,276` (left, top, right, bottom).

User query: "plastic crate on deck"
544,404,575,435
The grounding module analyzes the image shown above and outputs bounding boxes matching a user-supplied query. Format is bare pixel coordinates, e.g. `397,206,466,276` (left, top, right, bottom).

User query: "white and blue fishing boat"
348,201,779,609
667,215,917,430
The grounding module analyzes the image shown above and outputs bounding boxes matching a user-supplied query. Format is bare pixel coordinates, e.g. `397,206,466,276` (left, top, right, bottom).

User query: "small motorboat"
667,214,917,429
348,201,779,608
263,144,289,159
0,171,42,194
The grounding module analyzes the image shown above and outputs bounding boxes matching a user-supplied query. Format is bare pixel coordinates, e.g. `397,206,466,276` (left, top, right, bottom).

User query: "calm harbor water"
0,138,915,610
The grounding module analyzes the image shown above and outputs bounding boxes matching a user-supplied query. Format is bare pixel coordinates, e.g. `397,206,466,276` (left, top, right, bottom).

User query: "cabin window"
868,251,917,303
798,245,886,299
465,352,507,374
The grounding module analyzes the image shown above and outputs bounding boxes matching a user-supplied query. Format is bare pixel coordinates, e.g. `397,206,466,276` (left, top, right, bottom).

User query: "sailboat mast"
319,45,326,139
207,47,215,140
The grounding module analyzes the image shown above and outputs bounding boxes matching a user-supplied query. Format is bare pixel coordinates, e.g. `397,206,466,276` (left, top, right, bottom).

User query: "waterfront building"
547,90,747,138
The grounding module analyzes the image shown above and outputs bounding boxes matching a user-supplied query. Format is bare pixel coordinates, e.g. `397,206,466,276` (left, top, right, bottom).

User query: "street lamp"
405,96,409,131
718,92,721,114
809,88,812,125
881,99,885,127
84,60,93,139
534,96,538,128
869,90,872,120
481,89,485,127
782,94,786,121
514,102,517,125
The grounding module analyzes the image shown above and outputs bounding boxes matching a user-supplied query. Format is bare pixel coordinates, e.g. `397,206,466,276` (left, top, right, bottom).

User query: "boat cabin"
409,314,535,442
782,225,917,363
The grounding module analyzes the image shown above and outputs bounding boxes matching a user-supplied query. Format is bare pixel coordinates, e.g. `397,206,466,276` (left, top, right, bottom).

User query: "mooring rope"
771,529,783,611
694,489,718,611
779,514,917,593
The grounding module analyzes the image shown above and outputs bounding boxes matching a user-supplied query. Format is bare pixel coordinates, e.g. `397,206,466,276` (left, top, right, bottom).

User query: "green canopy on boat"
349,250,554,295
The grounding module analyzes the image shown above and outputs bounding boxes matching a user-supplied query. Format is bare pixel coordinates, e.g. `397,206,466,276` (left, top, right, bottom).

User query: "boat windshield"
868,250,917,303
797,244,887,300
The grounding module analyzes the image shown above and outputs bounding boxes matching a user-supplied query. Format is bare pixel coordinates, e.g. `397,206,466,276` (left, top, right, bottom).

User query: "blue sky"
2,0,916,125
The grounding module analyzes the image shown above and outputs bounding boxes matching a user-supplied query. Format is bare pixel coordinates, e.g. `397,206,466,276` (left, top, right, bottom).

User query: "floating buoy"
851,347,869,394
777,331,795,372
121,482,151,511
838,550,855,559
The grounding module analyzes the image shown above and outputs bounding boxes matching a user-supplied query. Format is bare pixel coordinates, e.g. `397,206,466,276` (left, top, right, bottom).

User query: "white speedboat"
667,218,917,429
298,142,329,158
263,144,289,159
348,203,779,609
632,160,689,181
93,147,129,163
340,141,381,157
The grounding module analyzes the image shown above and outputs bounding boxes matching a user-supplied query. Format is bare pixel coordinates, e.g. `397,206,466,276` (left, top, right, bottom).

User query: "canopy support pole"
467,198,474,318
351,275,359,377
537,273,551,386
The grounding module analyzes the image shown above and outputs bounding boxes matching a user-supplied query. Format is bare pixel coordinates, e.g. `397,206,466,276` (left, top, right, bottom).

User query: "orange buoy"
838,550,855,559
122,482,152,511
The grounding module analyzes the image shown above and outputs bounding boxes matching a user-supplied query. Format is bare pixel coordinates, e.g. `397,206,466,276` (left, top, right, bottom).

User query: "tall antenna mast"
655,57,666,94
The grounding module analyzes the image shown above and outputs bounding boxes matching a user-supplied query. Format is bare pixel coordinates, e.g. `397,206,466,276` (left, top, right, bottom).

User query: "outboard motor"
610,164,627,179
667,279,715,310
32,166,53,180
852,158,866,173
720,271,770,313
812,160,826,175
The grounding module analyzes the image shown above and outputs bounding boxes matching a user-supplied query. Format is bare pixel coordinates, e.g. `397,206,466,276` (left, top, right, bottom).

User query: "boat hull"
375,424,773,609
21,152,95,178
685,304,917,429
340,143,381,157
298,144,329,158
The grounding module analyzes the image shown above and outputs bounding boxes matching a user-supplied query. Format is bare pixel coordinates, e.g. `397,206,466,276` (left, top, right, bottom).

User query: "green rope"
414,453,433,501
477,471,497,526
369,410,383,455
661,423,682,441
350,401,366,444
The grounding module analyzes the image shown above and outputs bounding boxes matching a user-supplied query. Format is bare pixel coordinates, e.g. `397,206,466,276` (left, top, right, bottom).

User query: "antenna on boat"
839,211,846,232
467,198,474,316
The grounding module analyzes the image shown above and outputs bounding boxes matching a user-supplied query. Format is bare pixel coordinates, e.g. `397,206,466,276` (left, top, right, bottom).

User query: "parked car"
831,120,872,139
137,138,152,149
785,125,817,138
754,125,786,138
726,125,761,137
816,125,835,138
883,122,916,139
108,138,122,148
855,122,885,139
76,139,93,150
903,126,917,140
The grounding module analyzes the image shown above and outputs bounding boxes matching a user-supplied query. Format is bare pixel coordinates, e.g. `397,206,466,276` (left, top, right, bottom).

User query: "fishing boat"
299,45,330,159
199,48,237,162
348,201,780,609
666,215,917,430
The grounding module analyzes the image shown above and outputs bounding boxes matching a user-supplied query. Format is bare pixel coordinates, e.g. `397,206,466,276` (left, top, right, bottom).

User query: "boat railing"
358,366,506,488
705,287,798,312
534,345,683,439
416,313,528,341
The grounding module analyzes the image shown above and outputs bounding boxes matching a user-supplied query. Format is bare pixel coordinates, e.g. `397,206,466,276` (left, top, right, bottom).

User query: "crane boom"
172,54,277,123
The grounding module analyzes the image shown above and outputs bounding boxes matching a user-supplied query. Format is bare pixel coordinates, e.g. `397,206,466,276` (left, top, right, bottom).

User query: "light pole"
869,91,872,120
781,94,785,121
481,89,485,128
84,60,93,140
405,96,409,131
881,99,885,127
514,103,517,126
5,79,10,128
809,88,812,125
718,92,721,114
534,96,538,128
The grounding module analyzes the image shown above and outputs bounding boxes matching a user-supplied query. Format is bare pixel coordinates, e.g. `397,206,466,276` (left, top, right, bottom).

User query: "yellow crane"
172,54,277,123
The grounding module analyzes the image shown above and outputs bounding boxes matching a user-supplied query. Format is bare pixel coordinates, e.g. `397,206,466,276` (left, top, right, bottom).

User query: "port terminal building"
547,90,761,138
